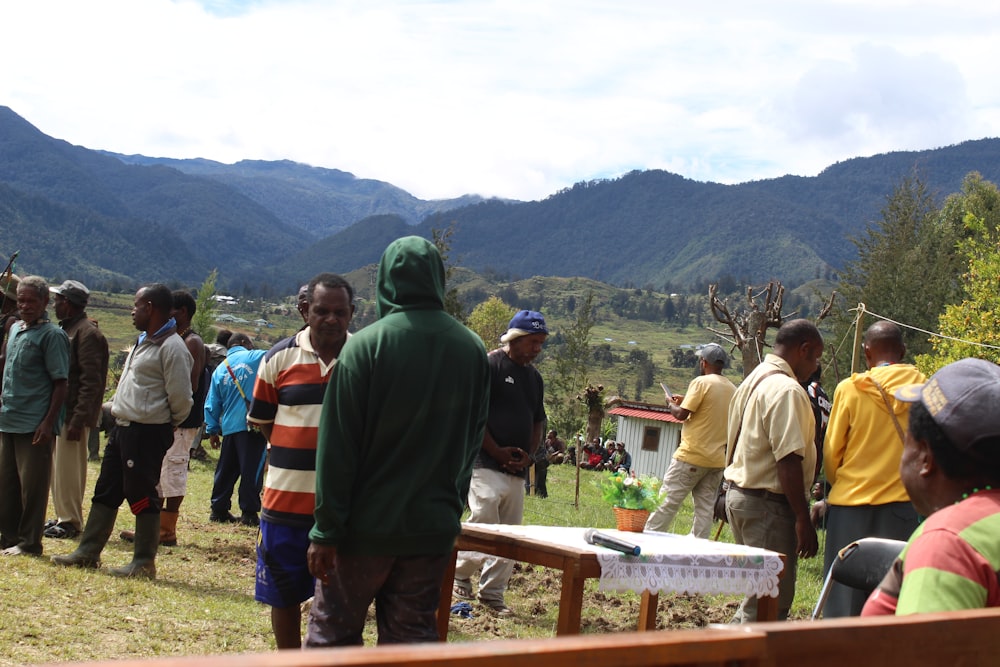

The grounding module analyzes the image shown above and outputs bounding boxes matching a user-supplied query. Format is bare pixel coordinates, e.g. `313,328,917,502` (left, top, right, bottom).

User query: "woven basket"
613,506,649,533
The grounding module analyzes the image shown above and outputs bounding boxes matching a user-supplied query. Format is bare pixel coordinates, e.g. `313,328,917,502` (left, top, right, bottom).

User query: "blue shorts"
255,519,314,608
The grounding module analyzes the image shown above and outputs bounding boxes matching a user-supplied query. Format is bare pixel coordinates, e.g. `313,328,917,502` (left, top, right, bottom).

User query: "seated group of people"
578,438,631,472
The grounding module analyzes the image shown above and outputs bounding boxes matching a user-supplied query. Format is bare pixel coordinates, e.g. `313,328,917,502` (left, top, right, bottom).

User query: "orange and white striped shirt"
248,328,347,527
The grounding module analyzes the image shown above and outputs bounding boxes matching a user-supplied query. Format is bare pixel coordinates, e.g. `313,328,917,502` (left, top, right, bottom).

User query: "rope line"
851,305,1000,352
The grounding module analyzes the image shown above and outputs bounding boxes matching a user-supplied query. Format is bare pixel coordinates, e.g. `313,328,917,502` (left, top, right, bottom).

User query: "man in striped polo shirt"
863,358,1000,616
248,273,355,649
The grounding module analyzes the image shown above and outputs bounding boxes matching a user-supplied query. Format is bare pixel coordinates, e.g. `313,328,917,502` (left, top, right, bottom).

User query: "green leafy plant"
599,470,664,511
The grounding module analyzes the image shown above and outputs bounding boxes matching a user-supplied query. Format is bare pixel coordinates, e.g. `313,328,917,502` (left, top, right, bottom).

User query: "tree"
191,269,219,338
466,296,516,349
834,173,960,368
577,384,606,448
708,281,785,377
544,291,595,436
918,212,1000,372
431,224,464,321
670,348,698,368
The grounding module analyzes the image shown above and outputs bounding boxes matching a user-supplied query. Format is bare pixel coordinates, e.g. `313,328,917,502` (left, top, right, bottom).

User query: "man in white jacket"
53,283,192,579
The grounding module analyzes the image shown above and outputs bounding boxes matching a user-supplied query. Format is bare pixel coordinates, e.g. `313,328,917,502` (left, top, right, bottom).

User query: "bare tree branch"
708,281,787,377
815,290,837,324
709,283,744,347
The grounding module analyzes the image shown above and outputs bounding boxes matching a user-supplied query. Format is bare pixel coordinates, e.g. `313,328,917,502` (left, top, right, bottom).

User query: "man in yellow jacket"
819,321,924,617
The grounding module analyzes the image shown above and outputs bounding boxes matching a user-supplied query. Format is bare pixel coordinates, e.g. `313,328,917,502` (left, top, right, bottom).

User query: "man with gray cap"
454,309,548,616
646,342,737,538
44,280,109,539
863,358,1000,616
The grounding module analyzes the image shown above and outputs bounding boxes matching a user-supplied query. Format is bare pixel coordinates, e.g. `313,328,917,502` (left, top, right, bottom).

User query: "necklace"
178,326,191,338
957,485,993,503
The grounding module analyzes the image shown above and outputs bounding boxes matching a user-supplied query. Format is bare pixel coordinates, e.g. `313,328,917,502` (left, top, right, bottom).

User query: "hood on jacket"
376,236,445,318
139,317,178,346
850,363,927,417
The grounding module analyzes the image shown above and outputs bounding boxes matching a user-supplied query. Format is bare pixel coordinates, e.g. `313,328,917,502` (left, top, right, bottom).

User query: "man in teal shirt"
0,275,69,556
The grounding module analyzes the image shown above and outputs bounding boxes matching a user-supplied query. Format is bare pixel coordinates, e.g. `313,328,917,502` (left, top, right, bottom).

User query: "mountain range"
2,104,999,294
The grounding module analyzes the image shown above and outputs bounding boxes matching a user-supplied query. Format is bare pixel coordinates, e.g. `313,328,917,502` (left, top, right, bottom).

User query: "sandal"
452,584,474,600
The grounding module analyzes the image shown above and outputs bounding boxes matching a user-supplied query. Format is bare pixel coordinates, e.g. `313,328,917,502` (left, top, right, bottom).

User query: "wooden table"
437,524,784,639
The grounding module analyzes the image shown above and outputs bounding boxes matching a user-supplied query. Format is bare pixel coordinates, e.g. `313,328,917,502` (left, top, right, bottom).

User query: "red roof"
607,405,682,424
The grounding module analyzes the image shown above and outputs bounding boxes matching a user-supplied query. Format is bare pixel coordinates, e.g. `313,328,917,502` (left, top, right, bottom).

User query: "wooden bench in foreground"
46,607,1000,667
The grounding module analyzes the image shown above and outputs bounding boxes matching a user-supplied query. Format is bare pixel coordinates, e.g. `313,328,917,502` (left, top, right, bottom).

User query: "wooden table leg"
556,562,585,635
754,553,785,622
437,547,458,641
638,591,659,631
755,593,778,622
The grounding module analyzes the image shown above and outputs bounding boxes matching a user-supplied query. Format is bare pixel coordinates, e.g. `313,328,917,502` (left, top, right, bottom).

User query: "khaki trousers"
454,468,525,604
726,487,799,622
51,425,90,531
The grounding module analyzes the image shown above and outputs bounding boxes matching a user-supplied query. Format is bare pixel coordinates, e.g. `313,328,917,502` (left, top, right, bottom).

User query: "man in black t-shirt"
454,310,547,616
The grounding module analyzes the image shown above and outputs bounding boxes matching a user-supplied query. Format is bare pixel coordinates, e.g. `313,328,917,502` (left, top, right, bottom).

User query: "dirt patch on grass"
448,562,742,641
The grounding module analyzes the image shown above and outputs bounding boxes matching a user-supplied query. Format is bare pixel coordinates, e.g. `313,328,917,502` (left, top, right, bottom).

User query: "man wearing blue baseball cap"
454,310,548,616
863,358,1000,616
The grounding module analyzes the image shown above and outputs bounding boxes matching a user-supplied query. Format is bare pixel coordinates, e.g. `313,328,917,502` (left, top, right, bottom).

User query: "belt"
730,483,788,504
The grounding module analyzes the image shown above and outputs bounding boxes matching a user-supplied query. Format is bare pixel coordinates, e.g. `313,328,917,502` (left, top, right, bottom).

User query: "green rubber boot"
110,513,159,579
51,502,118,569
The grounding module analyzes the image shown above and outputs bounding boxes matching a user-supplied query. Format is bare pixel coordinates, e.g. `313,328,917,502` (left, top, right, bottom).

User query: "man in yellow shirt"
819,321,924,617
646,343,736,538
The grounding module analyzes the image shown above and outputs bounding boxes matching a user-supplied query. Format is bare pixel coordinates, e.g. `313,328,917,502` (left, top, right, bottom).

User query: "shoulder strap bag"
714,367,785,524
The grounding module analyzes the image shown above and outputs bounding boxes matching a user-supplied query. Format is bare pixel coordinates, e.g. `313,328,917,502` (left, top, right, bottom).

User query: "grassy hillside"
88,271,832,411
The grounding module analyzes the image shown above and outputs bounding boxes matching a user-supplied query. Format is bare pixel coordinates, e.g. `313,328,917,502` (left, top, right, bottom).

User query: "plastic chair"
811,537,906,620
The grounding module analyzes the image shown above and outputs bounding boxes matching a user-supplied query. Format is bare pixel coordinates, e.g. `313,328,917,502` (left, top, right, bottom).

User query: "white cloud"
2,0,1000,200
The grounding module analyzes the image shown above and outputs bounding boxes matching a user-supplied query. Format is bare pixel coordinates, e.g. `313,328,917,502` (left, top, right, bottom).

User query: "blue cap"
500,310,548,343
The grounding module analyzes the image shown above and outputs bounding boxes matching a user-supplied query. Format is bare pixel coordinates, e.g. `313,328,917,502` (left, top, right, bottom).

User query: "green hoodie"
311,236,490,555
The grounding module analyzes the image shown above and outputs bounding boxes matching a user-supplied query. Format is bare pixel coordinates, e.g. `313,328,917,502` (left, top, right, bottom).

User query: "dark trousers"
306,552,451,646
87,427,101,460
524,459,549,497
210,430,266,515
534,459,548,497
92,423,172,515
0,432,54,554
823,502,919,617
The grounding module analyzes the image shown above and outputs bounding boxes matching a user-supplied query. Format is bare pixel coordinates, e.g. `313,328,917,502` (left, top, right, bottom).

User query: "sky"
3,0,999,202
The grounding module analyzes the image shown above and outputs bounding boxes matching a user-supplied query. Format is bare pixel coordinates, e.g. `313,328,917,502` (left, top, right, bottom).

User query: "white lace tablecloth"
464,524,783,598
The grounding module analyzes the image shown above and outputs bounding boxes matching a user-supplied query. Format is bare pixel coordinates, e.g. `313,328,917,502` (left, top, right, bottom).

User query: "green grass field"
0,454,828,664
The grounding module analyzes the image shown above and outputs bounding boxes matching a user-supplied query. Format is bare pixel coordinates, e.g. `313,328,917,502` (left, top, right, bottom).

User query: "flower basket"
599,470,664,533
613,506,650,533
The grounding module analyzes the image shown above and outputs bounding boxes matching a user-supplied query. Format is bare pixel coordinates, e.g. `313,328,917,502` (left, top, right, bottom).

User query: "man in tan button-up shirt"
724,318,823,622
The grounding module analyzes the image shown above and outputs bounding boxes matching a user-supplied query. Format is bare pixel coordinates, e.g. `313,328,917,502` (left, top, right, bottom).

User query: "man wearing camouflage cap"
646,342,737,538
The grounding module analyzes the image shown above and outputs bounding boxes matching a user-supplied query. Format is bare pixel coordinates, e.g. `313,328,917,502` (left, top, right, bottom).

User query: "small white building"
606,398,683,479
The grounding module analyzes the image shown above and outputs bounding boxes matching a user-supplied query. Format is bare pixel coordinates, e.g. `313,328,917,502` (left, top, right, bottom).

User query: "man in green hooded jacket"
306,236,490,646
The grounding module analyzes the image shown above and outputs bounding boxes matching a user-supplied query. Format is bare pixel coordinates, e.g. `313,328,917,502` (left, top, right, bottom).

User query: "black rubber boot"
110,513,159,579
51,502,118,569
